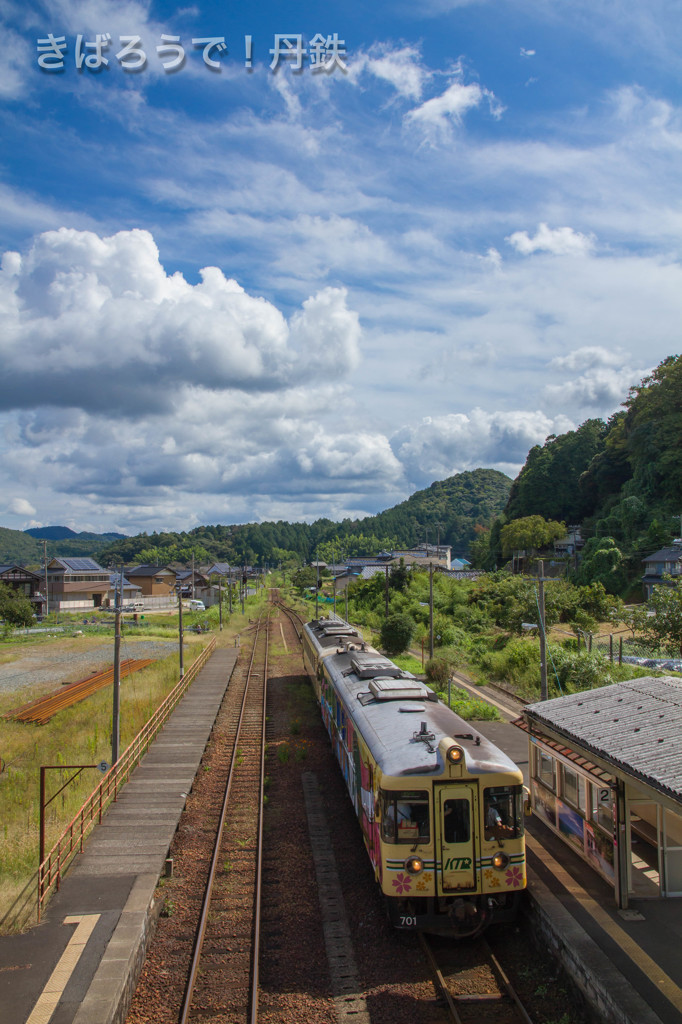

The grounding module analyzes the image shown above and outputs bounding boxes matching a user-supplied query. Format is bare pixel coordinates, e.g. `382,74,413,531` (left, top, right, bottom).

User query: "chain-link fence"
572,628,682,673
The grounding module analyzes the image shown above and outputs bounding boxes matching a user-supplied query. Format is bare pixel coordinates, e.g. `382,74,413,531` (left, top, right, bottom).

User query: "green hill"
97,468,512,568
489,354,682,590
0,526,125,565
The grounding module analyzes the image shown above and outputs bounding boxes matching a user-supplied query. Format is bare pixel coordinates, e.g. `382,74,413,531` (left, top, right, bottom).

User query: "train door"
435,785,477,892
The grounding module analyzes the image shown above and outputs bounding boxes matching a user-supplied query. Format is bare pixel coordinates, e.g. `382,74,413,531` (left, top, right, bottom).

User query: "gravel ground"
0,640,180,695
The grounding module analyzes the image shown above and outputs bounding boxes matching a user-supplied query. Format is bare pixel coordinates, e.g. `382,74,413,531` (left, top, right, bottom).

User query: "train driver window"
381,790,430,844
484,786,524,841
443,799,470,844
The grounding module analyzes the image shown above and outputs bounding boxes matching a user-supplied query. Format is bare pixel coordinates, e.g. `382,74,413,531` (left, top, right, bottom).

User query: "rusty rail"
4,660,155,724
37,636,216,919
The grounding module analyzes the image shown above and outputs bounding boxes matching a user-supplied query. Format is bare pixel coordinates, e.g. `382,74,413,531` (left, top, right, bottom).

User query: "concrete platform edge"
523,872,665,1024
71,874,162,1024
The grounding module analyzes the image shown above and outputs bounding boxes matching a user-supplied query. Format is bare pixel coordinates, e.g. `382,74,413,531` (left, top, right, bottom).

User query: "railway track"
419,933,534,1024
179,608,270,1024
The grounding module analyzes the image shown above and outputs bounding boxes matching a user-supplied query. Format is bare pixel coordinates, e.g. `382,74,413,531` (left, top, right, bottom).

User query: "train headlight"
446,745,464,765
492,852,509,870
404,855,424,875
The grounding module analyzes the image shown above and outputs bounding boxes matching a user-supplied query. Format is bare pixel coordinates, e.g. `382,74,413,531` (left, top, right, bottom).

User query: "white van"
188,599,206,611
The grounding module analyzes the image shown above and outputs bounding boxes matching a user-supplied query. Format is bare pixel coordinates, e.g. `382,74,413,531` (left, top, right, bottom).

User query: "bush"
379,613,416,655
425,647,462,689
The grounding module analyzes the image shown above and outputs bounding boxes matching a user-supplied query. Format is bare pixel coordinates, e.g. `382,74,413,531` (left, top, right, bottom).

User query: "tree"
380,613,416,655
0,582,34,627
574,537,627,594
500,516,566,558
640,576,682,655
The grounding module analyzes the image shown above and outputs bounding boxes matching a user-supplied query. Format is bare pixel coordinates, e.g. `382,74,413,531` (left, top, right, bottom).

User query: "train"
302,616,527,937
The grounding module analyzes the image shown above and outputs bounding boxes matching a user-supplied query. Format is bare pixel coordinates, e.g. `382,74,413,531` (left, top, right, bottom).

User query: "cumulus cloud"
543,367,649,410
506,223,596,256
7,497,36,516
0,228,362,413
520,48,536,57
390,408,574,488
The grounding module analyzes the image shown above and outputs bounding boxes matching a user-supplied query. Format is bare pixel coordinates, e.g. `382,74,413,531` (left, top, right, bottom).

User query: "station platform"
0,646,238,1024
461,675,682,1024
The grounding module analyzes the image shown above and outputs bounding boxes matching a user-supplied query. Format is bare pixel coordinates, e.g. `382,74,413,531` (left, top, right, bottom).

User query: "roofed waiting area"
517,676,682,907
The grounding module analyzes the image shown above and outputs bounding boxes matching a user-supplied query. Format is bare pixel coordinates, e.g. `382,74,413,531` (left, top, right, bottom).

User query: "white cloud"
405,77,502,140
391,408,574,488
0,227,362,413
549,346,628,372
506,223,596,256
520,48,536,58
7,497,36,516
543,367,649,410
350,43,429,101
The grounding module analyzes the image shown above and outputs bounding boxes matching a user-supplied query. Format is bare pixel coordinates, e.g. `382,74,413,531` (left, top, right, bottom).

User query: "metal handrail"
37,636,217,918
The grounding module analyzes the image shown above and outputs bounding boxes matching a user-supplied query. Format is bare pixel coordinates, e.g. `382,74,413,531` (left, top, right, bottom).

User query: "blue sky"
1,0,681,535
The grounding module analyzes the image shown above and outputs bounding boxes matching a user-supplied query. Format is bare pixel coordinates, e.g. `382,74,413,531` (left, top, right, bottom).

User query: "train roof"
305,619,521,782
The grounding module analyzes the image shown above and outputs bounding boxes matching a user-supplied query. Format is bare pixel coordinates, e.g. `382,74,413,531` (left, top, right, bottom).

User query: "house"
176,568,209,600
106,572,142,608
124,565,177,599
641,541,682,599
0,564,46,616
46,557,110,611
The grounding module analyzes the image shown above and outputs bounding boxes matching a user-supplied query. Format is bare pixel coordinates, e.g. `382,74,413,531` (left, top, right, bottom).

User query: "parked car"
188,599,206,611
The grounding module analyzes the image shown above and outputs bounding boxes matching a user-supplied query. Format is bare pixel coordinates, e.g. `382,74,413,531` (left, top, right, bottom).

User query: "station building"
516,676,682,907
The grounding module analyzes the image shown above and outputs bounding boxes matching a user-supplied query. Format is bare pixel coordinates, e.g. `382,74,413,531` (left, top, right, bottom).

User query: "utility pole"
429,562,434,660
178,587,184,677
191,553,195,600
315,552,320,619
385,565,389,619
43,540,49,617
538,560,548,701
112,567,122,765
218,577,223,630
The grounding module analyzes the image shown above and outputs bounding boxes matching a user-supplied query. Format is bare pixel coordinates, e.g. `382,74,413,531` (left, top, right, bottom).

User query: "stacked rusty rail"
3,659,155,724
37,636,216,918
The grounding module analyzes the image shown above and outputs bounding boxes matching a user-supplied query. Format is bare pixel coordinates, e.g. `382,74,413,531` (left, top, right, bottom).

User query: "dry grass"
0,597,267,932
0,636,208,931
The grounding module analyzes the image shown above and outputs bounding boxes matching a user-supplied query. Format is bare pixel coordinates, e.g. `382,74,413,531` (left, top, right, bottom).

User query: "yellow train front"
302,617,526,937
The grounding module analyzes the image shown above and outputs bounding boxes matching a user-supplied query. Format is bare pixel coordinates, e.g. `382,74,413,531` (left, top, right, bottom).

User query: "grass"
392,653,425,675
0,635,211,932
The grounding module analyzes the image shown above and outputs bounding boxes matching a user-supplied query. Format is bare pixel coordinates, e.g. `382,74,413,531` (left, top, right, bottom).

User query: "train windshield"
483,785,524,841
380,790,430,844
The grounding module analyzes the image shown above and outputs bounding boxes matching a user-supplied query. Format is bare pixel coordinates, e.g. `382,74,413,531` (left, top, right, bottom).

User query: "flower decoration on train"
392,873,412,894
505,866,523,888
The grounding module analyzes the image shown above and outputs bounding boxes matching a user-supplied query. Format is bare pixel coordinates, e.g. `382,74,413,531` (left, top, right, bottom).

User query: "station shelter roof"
522,676,682,806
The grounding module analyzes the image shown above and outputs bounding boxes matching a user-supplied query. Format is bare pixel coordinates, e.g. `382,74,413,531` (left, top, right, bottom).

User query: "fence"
36,635,216,920
566,628,682,672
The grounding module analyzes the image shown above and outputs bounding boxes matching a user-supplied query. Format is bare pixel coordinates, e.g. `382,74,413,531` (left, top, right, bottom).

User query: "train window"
484,786,523,841
380,790,430,844
443,799,470,844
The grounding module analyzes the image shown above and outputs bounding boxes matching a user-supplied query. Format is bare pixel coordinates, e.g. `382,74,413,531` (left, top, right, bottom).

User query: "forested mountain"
483,354,682,590
96,468,512,568
24,526,125,542
0,526,124,564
